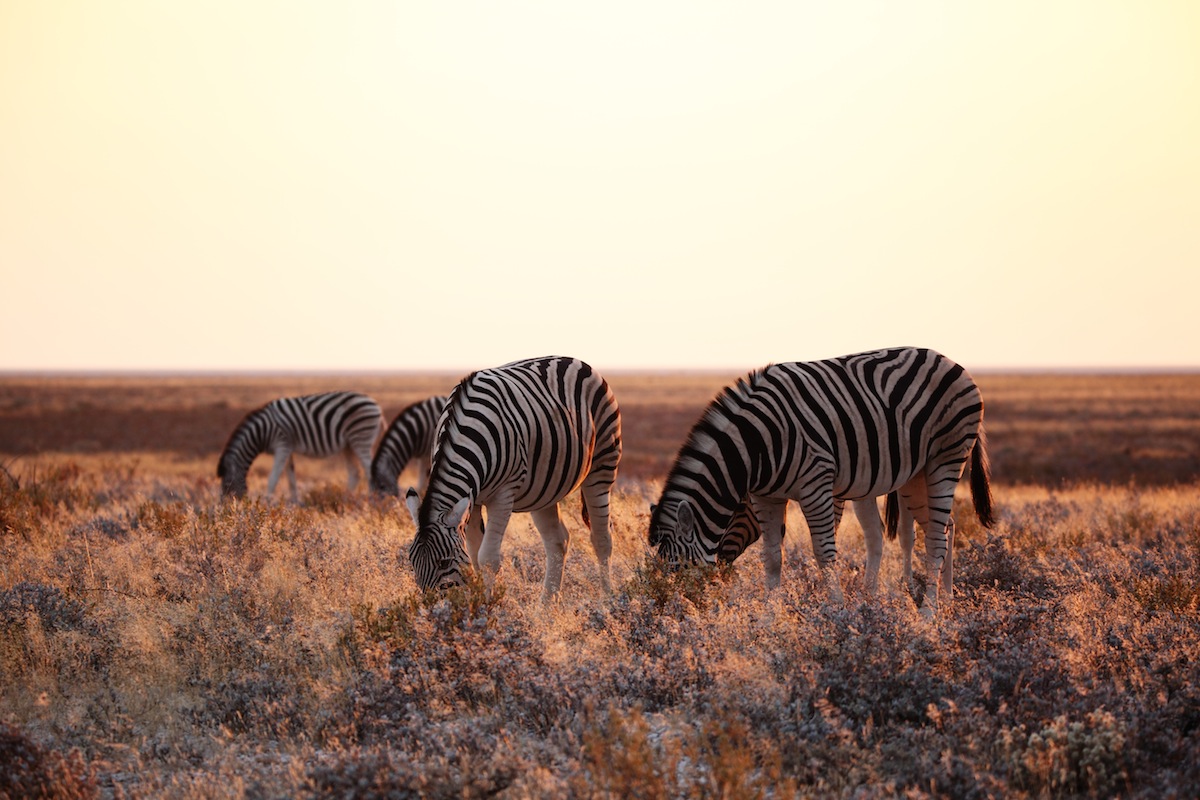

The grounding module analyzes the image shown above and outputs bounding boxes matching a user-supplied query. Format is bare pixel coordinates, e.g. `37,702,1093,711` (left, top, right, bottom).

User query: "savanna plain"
2,371,1199,799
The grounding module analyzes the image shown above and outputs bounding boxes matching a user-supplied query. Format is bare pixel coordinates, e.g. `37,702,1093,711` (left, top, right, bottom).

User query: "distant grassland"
3,371,1200,486
1,371,1199,798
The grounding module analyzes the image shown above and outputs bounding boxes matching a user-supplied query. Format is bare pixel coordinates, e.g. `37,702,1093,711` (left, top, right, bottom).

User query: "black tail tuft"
884,492,900,539
971,435,995,528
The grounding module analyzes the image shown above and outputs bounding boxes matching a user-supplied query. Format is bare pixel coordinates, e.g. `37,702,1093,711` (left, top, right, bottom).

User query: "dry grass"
2,373,1199,798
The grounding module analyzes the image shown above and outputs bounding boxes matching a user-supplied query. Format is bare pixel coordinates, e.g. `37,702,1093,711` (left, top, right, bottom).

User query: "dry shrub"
3,463,1200,798
0,722,98,800
0,462,91,541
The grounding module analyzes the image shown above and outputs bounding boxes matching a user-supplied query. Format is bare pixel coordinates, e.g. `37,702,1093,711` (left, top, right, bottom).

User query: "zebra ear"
448,495,472,528
677,500,696,535
404,487,421,526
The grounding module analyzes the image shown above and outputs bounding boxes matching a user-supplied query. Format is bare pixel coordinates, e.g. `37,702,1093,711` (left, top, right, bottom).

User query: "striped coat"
405,356,621,597
369,396,448,497
217,391,383,502
649,347,993,615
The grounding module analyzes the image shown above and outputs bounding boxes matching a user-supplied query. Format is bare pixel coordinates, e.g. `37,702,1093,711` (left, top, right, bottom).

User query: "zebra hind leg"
798,491,845,605
529,504,571,600
579,486,613,594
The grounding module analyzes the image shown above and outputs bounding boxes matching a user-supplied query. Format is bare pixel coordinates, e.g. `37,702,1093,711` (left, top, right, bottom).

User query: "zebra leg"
265,448,292,501
286,456,299,503
918,487,957,618
898,475,932,600
530,504,571,599
416,457,431,494
343,448,361,493
943,516,956,598
852,497,884,596
898,502,916,594
579,483,614,594
464,507,485,570
798,491,845,605
753,497,788,589
477,499,515,582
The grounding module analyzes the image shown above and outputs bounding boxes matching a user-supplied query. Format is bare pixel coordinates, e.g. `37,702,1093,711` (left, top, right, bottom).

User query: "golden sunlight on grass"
2,374,1200,797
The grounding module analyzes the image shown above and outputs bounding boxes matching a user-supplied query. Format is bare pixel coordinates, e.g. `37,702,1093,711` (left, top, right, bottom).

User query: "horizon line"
3,364,1200,378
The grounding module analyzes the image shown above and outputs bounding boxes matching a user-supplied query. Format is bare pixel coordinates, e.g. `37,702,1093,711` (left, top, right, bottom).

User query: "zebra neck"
375,435,413,481
226,413,275,473
662,431,749,546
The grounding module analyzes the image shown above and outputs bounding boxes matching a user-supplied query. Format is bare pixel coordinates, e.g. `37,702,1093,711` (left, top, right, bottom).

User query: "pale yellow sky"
2,1,1198,371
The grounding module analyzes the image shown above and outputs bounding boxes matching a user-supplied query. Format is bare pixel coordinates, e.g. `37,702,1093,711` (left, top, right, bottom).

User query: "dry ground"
1,372,1199,798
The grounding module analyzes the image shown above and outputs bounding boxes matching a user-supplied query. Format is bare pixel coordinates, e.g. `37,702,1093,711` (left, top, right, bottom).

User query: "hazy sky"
2,1,1198,372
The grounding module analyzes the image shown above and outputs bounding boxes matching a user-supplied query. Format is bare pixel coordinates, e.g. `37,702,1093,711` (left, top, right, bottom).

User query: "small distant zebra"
217,391,383,502
405,356,622,597
649,347,994,616
369,396,449,497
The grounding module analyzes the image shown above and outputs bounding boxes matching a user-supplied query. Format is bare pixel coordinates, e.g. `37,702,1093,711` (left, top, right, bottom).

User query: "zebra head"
216,455,248,499
369,468,400,498
648,498,707,566
405,488,471,590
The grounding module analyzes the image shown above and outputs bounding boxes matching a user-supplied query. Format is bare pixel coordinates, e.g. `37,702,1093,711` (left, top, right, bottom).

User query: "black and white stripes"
369,396,448,497
649,347,994,615
405,356,622,597
217,391,383,501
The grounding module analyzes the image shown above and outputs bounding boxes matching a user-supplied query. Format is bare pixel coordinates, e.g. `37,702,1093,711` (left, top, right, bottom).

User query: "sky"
2,1,1198,372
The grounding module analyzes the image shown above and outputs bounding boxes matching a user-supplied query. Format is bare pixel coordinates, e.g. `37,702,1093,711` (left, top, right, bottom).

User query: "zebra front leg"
265,448,293,501
753,497,788,589
343,447,362,493
477,499,514,584
530,504,571,599
464,507,485,571
852,497,884,596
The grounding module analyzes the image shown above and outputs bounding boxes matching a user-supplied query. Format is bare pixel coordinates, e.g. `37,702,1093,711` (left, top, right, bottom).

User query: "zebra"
404,356,622,598
648,346,994,616
369,396,449,497
217,391,383,502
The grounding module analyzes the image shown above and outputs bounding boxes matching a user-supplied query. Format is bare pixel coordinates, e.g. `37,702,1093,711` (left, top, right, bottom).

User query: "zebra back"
370,396,448,496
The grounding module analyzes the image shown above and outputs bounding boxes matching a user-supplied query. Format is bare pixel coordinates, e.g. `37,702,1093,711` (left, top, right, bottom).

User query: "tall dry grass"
2,450,1199,798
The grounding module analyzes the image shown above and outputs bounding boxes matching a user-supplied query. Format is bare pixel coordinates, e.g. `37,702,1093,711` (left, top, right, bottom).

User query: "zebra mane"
419,372,480,520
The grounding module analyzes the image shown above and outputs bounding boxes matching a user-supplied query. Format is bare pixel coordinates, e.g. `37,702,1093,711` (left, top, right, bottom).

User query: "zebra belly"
480,464,588,513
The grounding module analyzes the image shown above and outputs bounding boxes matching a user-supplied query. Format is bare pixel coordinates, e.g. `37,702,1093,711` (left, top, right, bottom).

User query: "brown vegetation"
1,372,1199,798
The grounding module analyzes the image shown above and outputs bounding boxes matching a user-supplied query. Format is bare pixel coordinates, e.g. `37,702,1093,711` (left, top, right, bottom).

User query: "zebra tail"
971,435,996,528
581,500,591,529
884,492,900,540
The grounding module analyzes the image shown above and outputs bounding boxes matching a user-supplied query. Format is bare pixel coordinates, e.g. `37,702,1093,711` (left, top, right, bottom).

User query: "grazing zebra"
404,356,622,597
649,347,994,616
369,396,449,497
217,391,383,502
